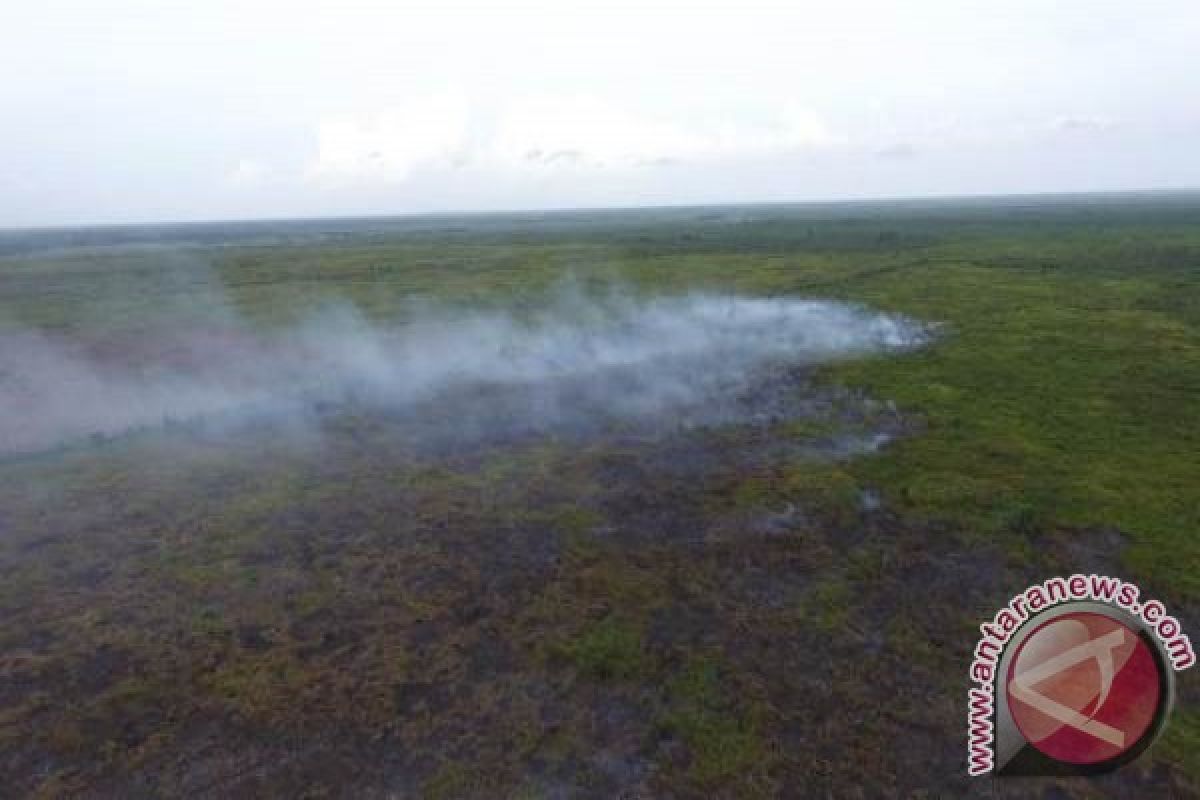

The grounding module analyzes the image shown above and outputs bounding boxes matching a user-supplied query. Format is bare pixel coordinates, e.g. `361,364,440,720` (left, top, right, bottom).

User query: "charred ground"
1,196,1199,797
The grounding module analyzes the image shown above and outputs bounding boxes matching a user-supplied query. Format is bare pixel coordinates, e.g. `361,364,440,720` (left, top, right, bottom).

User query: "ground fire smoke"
0,293,928,455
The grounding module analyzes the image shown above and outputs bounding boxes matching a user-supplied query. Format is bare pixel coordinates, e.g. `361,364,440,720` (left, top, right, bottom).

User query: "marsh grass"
2,199,1199,794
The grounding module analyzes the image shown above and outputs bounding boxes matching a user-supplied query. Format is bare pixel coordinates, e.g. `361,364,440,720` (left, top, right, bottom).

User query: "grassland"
1,195,1198,797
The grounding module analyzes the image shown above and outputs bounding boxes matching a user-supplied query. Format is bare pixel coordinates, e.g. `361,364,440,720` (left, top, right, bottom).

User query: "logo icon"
994,603,1173,775
1007,611,1161,764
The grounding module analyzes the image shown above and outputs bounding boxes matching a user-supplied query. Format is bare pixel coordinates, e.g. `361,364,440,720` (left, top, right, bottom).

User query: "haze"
3,0,1199,227
0,290,926,454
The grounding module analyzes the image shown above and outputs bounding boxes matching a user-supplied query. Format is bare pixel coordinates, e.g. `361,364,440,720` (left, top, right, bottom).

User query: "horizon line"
4,185,1200,235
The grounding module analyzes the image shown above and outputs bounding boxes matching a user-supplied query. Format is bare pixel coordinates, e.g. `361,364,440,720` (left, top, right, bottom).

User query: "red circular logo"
1005,611,1163,765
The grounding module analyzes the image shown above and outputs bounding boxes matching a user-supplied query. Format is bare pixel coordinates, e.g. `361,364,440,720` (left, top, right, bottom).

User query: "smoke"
0,291,928,456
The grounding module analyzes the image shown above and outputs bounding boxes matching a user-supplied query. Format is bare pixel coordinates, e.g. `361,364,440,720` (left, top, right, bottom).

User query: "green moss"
659,658,768,787
802,576,852,632
557,617,648,680
423,762,488,799
779,465,861,517
1157,710,1200,776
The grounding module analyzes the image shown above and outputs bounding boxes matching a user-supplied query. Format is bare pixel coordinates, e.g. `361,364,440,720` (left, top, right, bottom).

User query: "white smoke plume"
0,292,928,456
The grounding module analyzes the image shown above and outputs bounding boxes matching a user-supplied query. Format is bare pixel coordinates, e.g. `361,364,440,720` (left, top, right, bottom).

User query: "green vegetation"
827,247,1200,601
1,196,1198,796
659,658,769,789
557,617,649,680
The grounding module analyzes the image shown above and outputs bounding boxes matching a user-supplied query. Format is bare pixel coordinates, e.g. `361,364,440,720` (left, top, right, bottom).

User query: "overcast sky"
3,0,1199,227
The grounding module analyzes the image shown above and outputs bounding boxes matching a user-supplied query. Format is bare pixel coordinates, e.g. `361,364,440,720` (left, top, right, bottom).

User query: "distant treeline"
3,190,1200,259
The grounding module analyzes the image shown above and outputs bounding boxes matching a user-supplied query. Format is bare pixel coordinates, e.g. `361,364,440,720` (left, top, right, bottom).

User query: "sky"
2,0,1199,227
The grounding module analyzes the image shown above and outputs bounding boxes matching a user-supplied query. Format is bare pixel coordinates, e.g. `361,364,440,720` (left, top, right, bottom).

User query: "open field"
1,194,1198,797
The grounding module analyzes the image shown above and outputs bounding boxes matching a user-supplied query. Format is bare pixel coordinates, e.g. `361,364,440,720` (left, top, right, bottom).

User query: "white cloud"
492,97,835,170
227,158,269,187
1053,115,1117,133
874,142,918,160
304,96,470,185
301,95,838,189
6,0,1197,224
